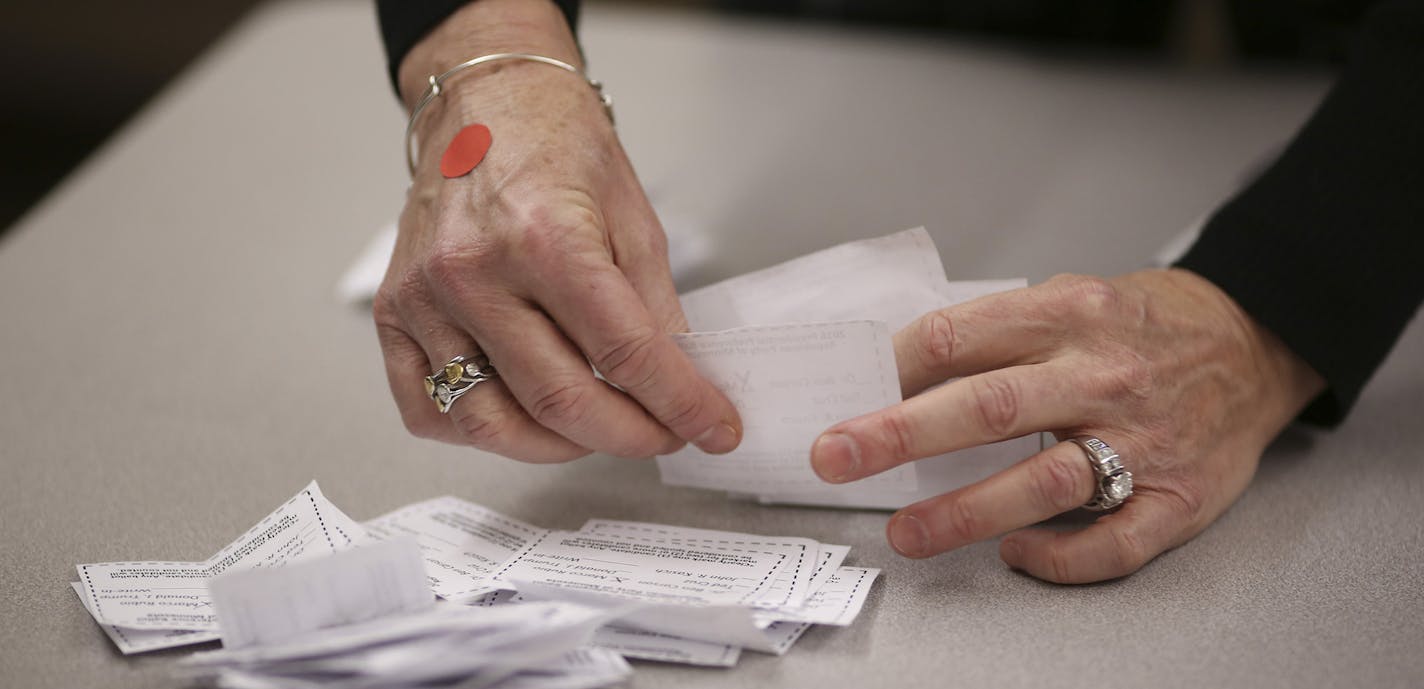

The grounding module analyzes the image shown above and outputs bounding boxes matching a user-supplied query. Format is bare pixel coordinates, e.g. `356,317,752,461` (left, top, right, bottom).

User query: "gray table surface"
2,2,1420,687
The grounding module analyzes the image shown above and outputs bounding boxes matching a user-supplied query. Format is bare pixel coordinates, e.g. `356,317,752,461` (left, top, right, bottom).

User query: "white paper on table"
758,621,814,656
76,481,362,630
657,320,914,496
363,496,548,603
757,567,880,627
487,647,634,689
673,227,1038,508
182,602,616,689
578,520,823,610
492,531,787,608
209,537,434,649
591,625,741,667
474,589,744,667
70,582,220,654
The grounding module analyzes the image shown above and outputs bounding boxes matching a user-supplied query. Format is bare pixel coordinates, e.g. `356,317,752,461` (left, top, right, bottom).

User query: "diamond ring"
424,354,498,414
1071,436,1134,511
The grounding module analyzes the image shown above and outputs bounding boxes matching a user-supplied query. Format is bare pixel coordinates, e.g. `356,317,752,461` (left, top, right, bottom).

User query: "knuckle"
591,326,663,390
1159,480,1207,523
452,407,508,448
1044,544,1076,584
511,202,601,259
372,318,410,353
1031,452,1088,512
1110,524,1151,575
390,266,433,311
874,411,917,464
371,288,403,328
424,243,481,295
528,381,591,429
659,391,708,432
916,310,958,369
942,498,983,545
968,375,1021,437
1053,274,1120,322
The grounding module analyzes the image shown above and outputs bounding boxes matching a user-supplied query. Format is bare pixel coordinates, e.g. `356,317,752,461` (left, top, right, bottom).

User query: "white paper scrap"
658,320,914,495
76,482,361,630
363,496,548,603
210,537,434,649
672,227,1038,508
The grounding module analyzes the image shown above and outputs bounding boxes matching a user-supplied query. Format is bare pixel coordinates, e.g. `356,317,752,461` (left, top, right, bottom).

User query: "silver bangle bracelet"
404,52,615,177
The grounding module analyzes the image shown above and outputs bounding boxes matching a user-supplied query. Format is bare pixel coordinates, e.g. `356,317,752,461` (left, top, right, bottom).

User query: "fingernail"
693,422,740,454
888,514,930,557
811,432,861,482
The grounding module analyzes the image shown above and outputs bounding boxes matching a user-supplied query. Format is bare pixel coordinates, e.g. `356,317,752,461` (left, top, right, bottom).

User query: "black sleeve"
1175,0,1424,427
376,1,582,92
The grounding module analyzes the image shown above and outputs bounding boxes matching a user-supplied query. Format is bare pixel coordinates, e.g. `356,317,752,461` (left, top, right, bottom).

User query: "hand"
810,270,1325,583
373,0,742,462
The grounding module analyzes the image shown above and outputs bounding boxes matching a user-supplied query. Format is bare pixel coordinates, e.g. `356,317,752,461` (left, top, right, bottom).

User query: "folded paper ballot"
74,483,879,688
662,227,1040,508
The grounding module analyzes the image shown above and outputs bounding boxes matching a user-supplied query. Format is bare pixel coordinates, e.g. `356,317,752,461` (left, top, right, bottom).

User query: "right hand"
373,0,742,462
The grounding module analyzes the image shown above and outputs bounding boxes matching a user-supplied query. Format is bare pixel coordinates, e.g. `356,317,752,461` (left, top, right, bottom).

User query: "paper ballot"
74,483,880,687
662,227,1039,508
658,321,916,495
363,496,549,603
76,482,365,631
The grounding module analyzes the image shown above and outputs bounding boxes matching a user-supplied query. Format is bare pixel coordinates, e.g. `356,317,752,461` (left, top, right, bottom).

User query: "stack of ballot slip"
73,486,879,684
361,497,879,667
660,227,1042,508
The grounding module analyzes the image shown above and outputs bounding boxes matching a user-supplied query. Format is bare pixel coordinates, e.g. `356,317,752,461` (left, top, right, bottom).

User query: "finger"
884,441,1097,558
894,289,1062,397
374,316,465,445
525,260,743,454
603,192,688,334
447,377,590,463
998,495,1184,584
380,302,591,462
812,363,1087,484
452,296,686,458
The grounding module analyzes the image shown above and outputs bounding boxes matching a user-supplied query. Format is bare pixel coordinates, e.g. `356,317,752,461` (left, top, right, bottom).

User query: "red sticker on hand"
440,124,492,178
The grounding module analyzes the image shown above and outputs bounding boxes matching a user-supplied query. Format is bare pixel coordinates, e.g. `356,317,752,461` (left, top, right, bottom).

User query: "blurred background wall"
0,0,1371,237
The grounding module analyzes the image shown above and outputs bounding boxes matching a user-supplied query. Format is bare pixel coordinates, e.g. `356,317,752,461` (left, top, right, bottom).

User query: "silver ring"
424,354,498,414
1071,436,1134,511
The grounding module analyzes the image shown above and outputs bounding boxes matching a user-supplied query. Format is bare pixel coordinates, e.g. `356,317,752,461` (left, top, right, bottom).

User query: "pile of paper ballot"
74,482,879,687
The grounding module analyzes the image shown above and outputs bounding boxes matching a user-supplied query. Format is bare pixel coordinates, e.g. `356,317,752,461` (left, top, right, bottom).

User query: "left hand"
810,269,1325,583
